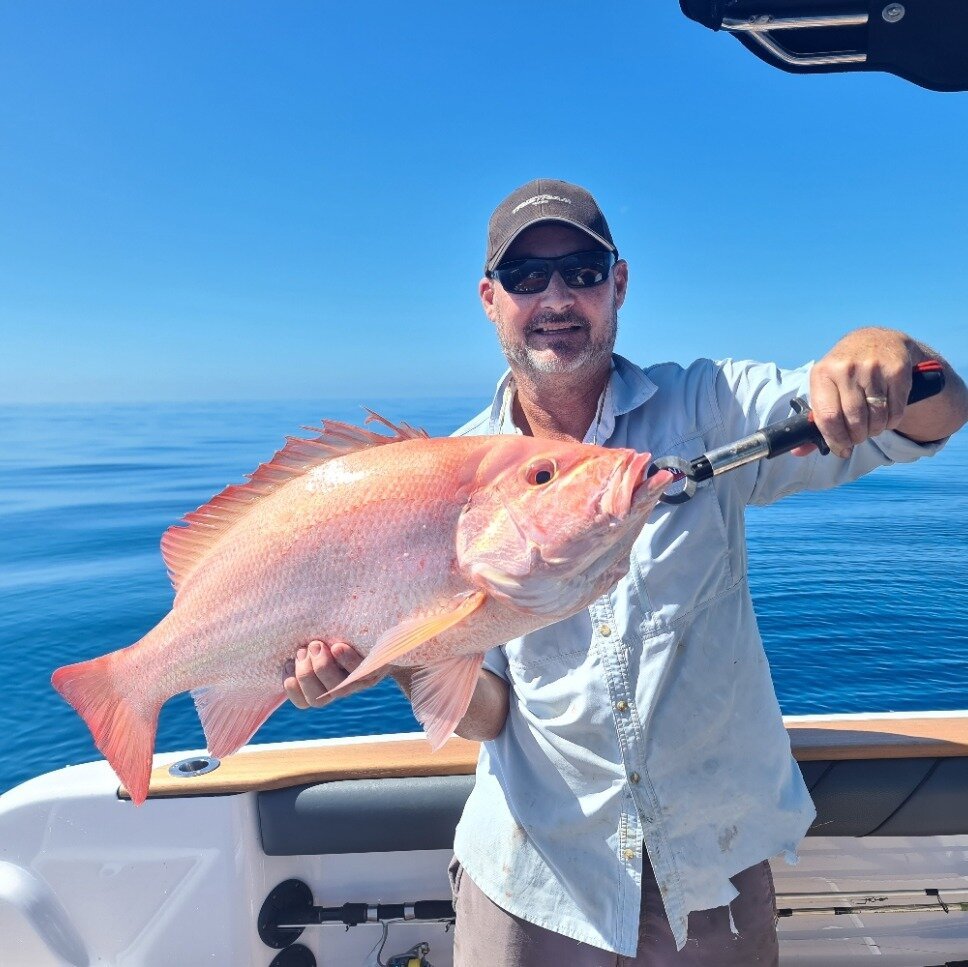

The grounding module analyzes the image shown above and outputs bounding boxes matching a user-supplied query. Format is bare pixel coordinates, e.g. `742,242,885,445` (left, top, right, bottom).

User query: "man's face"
480,223,628,377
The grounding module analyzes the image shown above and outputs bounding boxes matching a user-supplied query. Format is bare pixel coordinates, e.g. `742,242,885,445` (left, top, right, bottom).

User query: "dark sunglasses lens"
561,252,613,288
499,260,551,294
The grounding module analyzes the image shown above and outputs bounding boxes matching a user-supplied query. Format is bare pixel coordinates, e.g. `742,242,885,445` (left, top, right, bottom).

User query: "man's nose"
538,271,575,311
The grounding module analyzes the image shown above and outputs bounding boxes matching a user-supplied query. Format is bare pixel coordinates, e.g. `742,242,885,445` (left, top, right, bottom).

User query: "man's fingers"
308,640,350,693
810,376,854,459
840,381,875,446
862,386,892,438
811,366,902,456
283,669,310,710
284,639,375,710
330,641,364,673
331,643,385,693
884,369,912,430
810,332,918,454
294,643,331,707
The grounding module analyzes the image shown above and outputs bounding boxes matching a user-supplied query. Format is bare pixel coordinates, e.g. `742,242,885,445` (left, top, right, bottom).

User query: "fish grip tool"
650,360,946,504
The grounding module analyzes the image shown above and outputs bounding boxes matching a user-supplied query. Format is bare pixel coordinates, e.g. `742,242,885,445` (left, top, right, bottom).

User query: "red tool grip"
909,359,946,404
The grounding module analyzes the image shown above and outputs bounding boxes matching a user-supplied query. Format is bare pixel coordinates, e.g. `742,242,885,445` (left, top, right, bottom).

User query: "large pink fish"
52,414,671,804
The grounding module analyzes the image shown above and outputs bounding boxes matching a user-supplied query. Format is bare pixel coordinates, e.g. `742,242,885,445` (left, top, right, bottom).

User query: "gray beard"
497,306,618,376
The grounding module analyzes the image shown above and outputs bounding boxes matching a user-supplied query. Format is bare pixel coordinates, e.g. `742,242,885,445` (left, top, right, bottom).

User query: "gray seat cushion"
258,758,968,855
259,774,475,856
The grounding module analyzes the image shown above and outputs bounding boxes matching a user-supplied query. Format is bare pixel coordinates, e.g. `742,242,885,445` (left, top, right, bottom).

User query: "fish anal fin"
161,411,429,595
332,590,487,695
191,685,284,759
411,655,484,750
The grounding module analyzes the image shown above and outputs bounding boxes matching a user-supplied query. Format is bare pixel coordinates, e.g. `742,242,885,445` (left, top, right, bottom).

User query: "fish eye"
526,459,557,486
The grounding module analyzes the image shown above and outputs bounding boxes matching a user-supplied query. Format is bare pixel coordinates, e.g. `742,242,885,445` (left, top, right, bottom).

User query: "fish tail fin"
51,651,161,806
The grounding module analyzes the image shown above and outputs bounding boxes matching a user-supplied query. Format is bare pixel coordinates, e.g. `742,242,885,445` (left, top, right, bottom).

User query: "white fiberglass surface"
3,735,968,966
0,761,256,965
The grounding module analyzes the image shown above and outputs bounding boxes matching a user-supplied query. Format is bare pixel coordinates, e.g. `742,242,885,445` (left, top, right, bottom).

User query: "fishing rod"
259,878,454,965
775,884,968,918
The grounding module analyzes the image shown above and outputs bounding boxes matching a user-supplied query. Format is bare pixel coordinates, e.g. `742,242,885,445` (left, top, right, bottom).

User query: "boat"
679,0,968,93
2,710,967,966
3,5,966,966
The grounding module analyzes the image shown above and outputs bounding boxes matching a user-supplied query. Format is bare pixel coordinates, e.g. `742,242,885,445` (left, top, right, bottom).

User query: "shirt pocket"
633,435,734,625
503,613,603,722
504,610,594,672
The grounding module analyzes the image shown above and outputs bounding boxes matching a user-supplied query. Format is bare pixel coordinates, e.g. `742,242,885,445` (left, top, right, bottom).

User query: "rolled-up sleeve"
481,645,510,681
714,358,948,508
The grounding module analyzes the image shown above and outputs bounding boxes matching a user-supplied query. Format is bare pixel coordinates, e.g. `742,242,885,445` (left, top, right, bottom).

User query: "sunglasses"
488,250,616,295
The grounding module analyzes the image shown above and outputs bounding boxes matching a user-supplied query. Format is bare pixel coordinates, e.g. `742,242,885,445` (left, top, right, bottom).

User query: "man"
284,179,968,965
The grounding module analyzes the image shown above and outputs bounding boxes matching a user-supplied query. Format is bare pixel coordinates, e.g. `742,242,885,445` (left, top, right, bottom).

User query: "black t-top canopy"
680,0,968,92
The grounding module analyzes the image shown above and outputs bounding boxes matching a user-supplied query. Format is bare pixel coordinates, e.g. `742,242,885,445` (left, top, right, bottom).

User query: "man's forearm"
897,339,968,442
390,666,510,742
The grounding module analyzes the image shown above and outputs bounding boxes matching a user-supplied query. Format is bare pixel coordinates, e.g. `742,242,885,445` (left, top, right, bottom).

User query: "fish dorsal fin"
161,411,429,594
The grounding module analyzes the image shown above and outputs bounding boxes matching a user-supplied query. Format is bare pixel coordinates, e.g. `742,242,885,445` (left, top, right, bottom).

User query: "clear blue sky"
2,2,966,404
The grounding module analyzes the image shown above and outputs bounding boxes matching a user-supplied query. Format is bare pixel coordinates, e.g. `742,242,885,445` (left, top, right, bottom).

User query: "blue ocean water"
1,400,966,797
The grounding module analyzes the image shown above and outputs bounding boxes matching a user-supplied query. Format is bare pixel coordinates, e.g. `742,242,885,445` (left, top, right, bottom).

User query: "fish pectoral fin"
411,654,485,751
335,590,487,693
191,685,285,760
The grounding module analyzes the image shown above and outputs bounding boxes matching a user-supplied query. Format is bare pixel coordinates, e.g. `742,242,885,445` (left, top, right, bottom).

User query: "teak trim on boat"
127,714,968,801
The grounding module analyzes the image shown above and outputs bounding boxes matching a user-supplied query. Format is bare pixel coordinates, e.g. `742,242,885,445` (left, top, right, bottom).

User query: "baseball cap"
484,179,617,273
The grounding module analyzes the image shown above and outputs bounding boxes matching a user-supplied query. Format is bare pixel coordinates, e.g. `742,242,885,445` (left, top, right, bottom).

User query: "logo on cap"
511,194,572,215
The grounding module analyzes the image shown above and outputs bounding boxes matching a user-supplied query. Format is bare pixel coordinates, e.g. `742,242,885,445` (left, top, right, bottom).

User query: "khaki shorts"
449,851,779,966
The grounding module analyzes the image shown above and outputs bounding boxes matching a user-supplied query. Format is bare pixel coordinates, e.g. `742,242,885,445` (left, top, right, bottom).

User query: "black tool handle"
763,360,946,459
907,358,946,404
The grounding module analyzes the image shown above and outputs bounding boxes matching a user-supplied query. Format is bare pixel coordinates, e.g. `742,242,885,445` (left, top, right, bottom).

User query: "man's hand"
799,327,968,459
283,639,382,709
282,639,511,743
804,327,914,459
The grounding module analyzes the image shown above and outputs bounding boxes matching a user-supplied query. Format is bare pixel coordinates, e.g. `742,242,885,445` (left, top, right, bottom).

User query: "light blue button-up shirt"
451,353,945,954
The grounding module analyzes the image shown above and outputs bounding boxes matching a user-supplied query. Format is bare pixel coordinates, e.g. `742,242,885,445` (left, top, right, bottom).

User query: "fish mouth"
600,451,667,519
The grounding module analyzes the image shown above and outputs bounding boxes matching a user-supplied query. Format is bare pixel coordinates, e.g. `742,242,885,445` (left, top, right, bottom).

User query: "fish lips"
599,451,661,520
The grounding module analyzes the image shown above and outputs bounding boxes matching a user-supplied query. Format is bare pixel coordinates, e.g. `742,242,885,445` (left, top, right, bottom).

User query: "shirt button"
623,848,636,861
599,624,612,637
615,700,628,713
629,772,640,784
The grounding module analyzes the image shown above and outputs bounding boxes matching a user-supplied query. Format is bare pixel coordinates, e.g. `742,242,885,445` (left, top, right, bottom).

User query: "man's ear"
613,259,629,311
480,276,499,324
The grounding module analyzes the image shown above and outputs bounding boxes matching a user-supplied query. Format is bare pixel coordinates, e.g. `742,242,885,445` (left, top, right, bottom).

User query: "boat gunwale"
125,711,968,800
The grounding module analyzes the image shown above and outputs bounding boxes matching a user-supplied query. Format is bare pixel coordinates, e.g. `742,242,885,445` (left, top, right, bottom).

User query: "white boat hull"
2,715,968,966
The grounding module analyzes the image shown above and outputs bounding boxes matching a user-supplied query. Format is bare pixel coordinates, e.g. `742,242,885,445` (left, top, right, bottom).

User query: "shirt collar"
486,354,658,442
